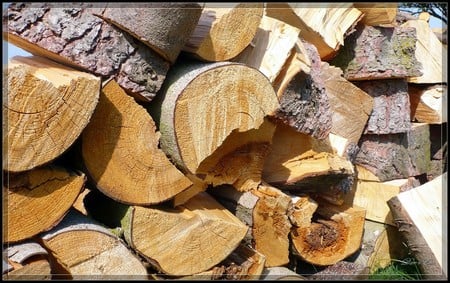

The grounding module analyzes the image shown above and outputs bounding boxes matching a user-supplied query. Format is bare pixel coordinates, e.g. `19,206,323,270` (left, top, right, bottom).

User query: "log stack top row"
3,2,447,280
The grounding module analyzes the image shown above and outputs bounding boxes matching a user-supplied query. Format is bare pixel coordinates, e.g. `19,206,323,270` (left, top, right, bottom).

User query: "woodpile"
3,3,447,280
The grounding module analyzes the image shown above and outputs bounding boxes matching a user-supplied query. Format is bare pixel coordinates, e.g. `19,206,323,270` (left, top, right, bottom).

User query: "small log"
260,267,305,280
40,209,148,279
4,56,100,172
353,3,398,26
81,79,192,205
272,40,332,139
211,183,292,267
183,3,263,62
4,3,169,102
233,15,300,83
401,13,446,84
151,61,279,191
331,25,423,80
265,3,363,60
320,62,374,143
355,123,431,182
96,3,202,63
4,165,85,243
118,192,247,276
291,202,366,266
355,79,411,135
409,84,447,124
387,173,447,279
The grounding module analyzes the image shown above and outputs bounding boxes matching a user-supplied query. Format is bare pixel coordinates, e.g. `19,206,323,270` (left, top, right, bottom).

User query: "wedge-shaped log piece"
353,3,398,26
291,202,366,266
4,165,85,243
4,3,169,101
40,209,148,279
409,84,447,124
97,3,202,63
119,192,247,275
151,61,279,191
82,80,192,205
183,3,263,62
4,56,100,172
331,25,423,80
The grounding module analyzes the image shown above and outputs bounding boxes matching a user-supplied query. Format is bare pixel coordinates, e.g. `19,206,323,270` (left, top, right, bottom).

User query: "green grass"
369,258,423,280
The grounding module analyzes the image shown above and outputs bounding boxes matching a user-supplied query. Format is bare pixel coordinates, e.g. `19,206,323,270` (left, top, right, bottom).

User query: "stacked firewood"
3,3,446,280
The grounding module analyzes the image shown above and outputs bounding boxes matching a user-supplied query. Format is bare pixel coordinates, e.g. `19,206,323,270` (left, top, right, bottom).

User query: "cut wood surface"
121,192,248,276
331,25,423,80
4,56,100,172
265,3,363,60
320,62,373,143
233,15,300,83
260,267,306,280
356,123,431,182
388,173,447,279
40,209,148,279
4,165,85,243
291,202,366,266
81,80,192,205
401,13,446,84
409,84,447,124
183,3,263,62
151,61,279,191
4,3,169,102
97,3,202,63
289,195,319,228
353,3,398,26
355,79,411,134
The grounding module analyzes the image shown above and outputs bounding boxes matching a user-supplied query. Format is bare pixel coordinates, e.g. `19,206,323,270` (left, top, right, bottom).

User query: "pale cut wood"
81,80,192,205
432,27,448,45
265,3,363,60
409,84,447,124
4,56,100,172
121,192,248,276
183,3,263,62
260,267,305,280
4,165,85,243
170,174,209,207
151,61,279,191
328,133,359,162
291,202,366,266
388,173,447,279
97,3,202,63
353,3,398,26
320,62,374,143
40,209,148,279
289,195,318,228
3,242,52,280
401,15,446,84
233,15,300,83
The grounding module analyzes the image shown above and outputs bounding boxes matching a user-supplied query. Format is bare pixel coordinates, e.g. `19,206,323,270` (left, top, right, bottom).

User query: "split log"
39,209,148,279
183,3,263,62
271,40,332,139
81,79,192,205
3,241,52,280
96,3,202,63
409,84,447,124
4,56,100,172
233,15,300,83
353,3,398,26
291,202,366,266
3,3,169,102
355,79,411,134
262,122,355,192
211,183,292,267
355,123,431,182
289,195,318,228
118,192,248,275
319,62,374,143
150,61,279,191
260,267,305,280
401,12,446,84
265,3,363,60
387,173,447,279
432,27,448,45
331,25,423,80
4,165,85,243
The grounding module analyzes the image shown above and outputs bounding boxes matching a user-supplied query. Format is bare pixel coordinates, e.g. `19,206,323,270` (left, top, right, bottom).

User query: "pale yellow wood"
261,267,305,280
355,165,381,182
184,3,263,61
289,195,318,228
233,15,300,83
4,56,100,172
396,173,446,273
414,86,447,124
353,3,398,26
328,133,351,157
3,259,52,280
